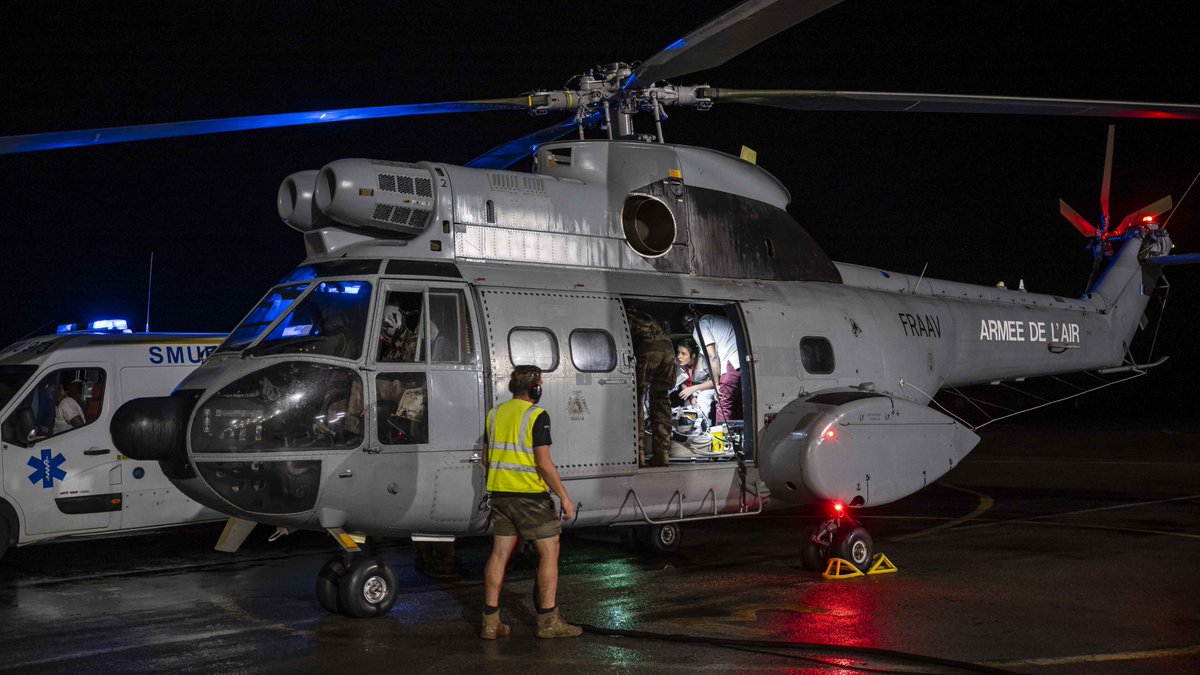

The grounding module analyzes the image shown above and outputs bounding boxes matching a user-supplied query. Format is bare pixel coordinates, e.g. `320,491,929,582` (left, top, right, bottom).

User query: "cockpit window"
0,365,37,411
219,283,310,352
254,280,374,360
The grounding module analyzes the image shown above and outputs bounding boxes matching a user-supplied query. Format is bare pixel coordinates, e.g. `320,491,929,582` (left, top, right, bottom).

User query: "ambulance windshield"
218,283,311,353
0,365,37,411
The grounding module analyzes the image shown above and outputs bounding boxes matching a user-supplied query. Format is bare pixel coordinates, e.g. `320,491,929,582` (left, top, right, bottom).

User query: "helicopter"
3,0,1199,618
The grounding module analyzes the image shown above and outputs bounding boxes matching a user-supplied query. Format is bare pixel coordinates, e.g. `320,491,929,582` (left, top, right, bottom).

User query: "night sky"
3,1,1199,418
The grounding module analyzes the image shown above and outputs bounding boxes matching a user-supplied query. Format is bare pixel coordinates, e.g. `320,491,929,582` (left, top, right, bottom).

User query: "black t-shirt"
532,411,552,447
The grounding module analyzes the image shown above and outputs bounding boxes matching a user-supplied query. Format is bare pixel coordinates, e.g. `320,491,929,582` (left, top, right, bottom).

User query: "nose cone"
110,396,192,461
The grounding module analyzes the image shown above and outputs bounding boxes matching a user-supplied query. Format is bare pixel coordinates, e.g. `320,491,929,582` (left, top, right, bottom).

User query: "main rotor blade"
466,112,603,170
698,89,1200,119
632,0,844,87
1100,125,1114,230
0,98,532,155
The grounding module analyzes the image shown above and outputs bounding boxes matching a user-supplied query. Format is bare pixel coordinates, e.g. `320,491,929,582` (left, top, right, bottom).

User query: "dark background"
2,1,1198,420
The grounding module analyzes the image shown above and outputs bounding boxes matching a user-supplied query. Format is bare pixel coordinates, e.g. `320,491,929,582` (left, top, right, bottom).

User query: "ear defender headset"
528,366,543,400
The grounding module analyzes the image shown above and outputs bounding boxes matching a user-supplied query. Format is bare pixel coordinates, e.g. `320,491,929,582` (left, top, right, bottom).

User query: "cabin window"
2,367,108,448
569,329,616,372
376,373,428,445
256,280,374,360
485,200,496,224
508,328,558,371
800,337,835,375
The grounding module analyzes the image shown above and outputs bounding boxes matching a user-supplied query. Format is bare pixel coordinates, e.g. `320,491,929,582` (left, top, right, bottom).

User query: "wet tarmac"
1,422,1197,674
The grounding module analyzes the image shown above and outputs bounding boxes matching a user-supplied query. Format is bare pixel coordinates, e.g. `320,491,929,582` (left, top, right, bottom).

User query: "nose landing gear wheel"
832,526,874,571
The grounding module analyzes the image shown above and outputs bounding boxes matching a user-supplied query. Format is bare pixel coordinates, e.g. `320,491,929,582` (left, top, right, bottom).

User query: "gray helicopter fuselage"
154,140,1165,539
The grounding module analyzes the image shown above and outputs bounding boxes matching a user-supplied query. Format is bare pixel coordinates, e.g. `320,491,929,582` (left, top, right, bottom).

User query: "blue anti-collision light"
89,318,130,332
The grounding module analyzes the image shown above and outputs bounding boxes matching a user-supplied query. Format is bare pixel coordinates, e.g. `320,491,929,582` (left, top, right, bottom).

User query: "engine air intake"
622,194,676,258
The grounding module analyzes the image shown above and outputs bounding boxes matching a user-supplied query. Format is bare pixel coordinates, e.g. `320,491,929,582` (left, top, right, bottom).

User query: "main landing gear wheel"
316,556,349,613
640,523,682,555
800,524,830,572
317,554,399,617
832,526,874,571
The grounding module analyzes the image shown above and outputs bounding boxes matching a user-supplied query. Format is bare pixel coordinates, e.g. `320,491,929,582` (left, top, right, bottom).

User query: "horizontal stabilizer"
1147,252,1200,266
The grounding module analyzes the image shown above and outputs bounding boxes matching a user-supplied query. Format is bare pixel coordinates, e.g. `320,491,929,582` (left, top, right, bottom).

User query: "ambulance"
0,321,225,559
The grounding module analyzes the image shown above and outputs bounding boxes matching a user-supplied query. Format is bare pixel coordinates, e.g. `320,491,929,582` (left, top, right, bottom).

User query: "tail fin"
1090,231,1172,353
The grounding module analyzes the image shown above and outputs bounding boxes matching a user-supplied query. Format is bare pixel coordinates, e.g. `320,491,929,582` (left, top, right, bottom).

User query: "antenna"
145,251,154,333
915,262,929,293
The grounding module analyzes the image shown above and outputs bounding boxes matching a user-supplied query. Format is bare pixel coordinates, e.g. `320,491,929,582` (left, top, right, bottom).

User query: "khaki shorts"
490,496,561,540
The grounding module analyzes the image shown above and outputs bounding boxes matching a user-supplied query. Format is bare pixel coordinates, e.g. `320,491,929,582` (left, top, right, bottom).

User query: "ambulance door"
479,289,637,478
369,282,488,532
0,365,119,535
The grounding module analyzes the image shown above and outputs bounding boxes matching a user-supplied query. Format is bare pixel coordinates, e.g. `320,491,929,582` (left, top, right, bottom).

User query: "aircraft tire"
316,556,349,614
832,526,874,571
338,556,399,618
800,525,828,572
641,523,681,555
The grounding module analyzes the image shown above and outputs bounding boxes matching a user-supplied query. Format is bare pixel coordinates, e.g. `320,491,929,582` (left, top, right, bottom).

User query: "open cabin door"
478,289,637,479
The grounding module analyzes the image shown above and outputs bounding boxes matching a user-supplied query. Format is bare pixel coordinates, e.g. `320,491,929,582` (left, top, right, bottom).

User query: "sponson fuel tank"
759,391,979,507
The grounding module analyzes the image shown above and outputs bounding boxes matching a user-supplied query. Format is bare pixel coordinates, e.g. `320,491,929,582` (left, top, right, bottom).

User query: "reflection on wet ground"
1,423,1198,673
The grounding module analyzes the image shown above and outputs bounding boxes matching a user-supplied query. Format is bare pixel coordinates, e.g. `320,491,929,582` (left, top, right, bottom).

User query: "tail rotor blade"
1059,199,1098,238
1100,125,1114,231
1113,195,1174,236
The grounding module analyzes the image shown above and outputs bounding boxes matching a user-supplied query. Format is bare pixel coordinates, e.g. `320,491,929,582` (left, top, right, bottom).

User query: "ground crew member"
481,365,582,640
627,308,675,467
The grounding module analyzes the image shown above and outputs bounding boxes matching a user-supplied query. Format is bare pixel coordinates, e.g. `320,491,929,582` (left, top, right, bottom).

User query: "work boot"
536,608,582,638
480,611,510,640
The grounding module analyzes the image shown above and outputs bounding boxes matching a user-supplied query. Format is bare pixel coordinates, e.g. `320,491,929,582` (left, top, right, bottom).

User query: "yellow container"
711,427,725,454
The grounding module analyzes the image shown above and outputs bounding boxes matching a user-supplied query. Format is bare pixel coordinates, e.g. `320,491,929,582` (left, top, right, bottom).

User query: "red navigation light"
822,427,838,441
1142,215,1156,223
834,502,844,513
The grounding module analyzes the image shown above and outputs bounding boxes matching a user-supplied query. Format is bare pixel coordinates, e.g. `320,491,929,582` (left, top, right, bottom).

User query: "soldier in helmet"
626,308,675,467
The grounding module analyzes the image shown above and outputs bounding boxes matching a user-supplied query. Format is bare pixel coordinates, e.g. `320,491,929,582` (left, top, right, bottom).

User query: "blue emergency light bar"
56,323,77,334
90,318,131,332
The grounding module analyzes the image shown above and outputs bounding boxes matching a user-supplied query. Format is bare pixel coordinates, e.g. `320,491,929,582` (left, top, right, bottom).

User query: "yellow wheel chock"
822,553,898,579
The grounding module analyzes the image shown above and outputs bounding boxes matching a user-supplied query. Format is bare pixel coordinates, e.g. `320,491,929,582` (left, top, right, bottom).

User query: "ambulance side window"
1,368,107,448
376,373,428,445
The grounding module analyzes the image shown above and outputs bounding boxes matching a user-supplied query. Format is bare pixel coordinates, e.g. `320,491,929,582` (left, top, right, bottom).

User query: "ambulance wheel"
316,556,349,614
832,526,874,571
338,556,398,618
641,523,681,555
800,525,830,572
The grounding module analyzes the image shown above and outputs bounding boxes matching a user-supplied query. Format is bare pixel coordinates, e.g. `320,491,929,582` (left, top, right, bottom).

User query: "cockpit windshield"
246,280,373,360
217,283,311,353
0,365,37,411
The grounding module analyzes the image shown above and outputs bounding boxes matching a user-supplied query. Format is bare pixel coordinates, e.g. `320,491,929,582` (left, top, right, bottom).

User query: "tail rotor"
1058,125,1173,291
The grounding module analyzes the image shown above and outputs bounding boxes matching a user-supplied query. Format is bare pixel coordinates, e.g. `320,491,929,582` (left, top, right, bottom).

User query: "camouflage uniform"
627,309,675,466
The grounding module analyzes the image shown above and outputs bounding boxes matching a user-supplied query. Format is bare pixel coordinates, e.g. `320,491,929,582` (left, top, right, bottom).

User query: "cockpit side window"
429,289,471,364
2,367,107,448
378,291,426,363
218,283,310,352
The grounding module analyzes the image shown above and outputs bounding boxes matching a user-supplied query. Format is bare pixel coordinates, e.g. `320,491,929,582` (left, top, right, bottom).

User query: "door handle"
84,447,111,456
463,451,483,464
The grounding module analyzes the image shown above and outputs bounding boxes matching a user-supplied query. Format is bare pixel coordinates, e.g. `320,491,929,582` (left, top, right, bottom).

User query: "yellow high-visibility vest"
485,399,549,494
